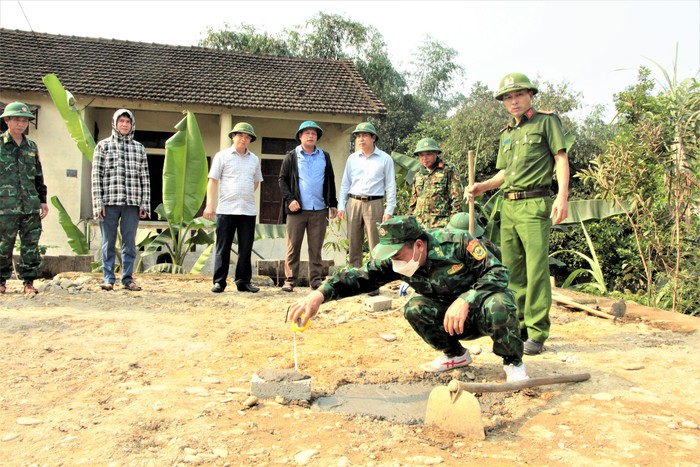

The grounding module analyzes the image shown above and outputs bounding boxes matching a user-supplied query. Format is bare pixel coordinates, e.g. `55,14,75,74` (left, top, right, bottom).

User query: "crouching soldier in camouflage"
0,102,49,294
289,216,528,382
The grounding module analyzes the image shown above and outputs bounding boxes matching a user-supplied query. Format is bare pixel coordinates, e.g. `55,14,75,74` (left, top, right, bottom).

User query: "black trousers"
213,214,256,287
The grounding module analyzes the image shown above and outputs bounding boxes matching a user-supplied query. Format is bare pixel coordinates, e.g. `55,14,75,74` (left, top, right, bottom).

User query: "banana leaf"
555,199,629,229
190,243,215,274
163,112,208,225
42,74,95,162
50,196,90,255
391,151,423,186
255,223,287,240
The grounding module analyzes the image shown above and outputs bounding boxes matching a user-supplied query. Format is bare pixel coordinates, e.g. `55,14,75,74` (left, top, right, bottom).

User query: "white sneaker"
420,349,472,373
504,363,529,382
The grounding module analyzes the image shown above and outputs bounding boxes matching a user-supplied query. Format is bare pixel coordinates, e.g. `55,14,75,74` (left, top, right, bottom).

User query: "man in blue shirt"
278,121,338,292
337,122,397,270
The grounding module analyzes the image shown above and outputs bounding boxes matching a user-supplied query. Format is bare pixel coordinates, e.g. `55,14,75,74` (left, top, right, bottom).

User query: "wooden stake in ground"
468,150,475,235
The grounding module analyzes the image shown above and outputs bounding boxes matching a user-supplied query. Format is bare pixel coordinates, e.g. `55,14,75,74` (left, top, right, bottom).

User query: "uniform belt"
504,189,550,200
349,194,384,201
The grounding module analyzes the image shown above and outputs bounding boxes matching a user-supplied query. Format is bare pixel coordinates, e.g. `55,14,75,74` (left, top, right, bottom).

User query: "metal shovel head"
425,385,485,439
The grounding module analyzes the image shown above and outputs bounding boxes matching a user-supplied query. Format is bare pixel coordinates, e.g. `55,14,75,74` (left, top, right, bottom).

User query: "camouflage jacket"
0,131,47,215
409,159,463,228
320,229,510,311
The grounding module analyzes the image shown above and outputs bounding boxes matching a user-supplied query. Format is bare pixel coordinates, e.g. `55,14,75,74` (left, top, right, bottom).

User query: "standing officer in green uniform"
288,216,529,382
467,73,570,355
0,102,49,295
408,138,463,229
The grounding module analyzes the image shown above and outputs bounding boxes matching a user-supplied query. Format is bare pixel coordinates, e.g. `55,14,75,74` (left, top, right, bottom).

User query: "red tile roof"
0,28,386,116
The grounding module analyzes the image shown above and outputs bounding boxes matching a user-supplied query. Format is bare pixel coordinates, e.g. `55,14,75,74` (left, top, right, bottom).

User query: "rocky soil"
0,273,698,466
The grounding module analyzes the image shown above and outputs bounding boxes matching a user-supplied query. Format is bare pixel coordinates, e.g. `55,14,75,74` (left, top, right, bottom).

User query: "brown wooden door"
260,159,283,224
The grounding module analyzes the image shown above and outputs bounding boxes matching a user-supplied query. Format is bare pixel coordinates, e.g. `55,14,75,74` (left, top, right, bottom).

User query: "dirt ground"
1,273,699,466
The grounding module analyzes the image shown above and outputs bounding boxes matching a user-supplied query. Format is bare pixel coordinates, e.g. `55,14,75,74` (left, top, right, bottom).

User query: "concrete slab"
312,383,434,424
251,369,312,401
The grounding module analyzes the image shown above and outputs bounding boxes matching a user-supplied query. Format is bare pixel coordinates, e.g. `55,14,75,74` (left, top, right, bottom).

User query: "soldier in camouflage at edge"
289,216,529,382
408,138,463,228
0,102,49,295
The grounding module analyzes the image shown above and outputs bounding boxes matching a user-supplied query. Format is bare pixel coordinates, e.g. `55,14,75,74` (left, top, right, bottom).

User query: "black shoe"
211,283,225,293
368,289,380,297
523,339,544,355
237,283,259,293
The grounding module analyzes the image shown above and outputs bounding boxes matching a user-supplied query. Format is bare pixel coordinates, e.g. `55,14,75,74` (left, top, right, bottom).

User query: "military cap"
446,212,485,237
1,102,35,120
372,216,424,260
228,122,257,142
352,122,379,141
296,121,323,141
413,137,442,155
495,72,539,101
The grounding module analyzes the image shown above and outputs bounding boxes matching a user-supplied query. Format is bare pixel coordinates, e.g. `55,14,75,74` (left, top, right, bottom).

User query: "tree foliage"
578,62,700,315
198,14,466,153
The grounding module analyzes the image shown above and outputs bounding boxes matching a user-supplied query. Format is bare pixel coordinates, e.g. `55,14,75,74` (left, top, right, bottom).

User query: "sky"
1,0,698,121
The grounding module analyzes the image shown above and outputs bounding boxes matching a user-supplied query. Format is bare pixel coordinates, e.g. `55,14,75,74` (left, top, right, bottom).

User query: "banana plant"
49,196,90,255
42,74,96,162
140,111,212,273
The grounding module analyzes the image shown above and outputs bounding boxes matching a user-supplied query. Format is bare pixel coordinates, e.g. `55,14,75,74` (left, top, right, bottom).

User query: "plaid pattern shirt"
91,128,150,218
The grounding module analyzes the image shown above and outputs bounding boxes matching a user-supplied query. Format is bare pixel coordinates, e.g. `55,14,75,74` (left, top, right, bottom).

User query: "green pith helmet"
447,212,485,238
0,102,35,120
372,216,423,260
413,137,442,156
494,72,539,101
352,122,379,141
296,121,323,142
228,122,257,142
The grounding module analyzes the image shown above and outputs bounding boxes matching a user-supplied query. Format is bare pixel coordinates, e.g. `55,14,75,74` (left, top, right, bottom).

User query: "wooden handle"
468,150,475,235
551,292,615,320
448,372,590,393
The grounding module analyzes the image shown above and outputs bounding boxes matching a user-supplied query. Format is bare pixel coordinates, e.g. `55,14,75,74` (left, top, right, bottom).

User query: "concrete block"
364,296,392,312
251,369,312,401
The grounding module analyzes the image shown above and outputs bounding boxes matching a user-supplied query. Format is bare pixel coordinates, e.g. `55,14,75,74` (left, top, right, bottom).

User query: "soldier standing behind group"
0,102,49,295
408,137,463,229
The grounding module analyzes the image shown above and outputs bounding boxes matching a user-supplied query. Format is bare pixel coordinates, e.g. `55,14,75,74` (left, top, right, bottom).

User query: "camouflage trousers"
0,213,42,283
403,291,524,365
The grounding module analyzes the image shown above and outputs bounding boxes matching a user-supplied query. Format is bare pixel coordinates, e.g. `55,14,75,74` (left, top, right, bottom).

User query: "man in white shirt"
204,122,263,294
337,122,396,270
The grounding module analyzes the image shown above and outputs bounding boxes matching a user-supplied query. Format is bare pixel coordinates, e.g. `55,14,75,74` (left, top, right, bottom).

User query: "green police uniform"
409,158,463,228
0,130,47,284
318,216,523,365
497,107,567,344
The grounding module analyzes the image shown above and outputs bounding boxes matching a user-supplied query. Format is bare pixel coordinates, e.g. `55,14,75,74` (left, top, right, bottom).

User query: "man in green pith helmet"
204,122,263,294
0,102,48,295
467,72,571,356
288,216,528,382
408,137,463,229
278,121,338,292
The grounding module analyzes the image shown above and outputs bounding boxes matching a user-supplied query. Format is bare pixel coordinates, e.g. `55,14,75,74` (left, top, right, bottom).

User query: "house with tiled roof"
0,28,386,269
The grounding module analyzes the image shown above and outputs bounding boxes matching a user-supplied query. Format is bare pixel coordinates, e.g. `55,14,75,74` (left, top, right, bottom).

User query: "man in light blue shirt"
278,121,338,292
337,122,396,270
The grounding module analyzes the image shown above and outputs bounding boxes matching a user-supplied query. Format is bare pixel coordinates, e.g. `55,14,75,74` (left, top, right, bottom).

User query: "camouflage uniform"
0,130,47,284
319,217,523,365
409,158,463,229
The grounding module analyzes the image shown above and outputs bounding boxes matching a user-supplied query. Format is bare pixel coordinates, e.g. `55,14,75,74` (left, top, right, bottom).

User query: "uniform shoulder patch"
467,239,487,261
448,264,464,274
538,109,556,115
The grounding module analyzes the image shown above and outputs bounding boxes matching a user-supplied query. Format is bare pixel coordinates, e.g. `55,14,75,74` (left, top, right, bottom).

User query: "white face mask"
392,243,420,277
